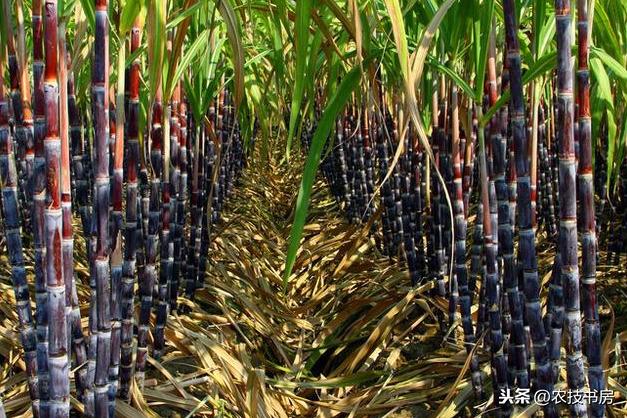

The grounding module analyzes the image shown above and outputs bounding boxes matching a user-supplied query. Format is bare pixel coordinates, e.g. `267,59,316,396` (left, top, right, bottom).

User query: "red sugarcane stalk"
43,0,70,414
31,0,50,413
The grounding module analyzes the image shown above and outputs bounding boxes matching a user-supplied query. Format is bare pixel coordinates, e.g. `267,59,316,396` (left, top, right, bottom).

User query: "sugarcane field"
2,0,627,416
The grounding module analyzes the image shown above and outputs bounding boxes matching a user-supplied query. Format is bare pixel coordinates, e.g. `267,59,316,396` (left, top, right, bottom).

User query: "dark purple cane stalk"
462,110,476,217
58,24,89,402
577,0,604,415
4,0,35,198
137,86,163,388
185,114,201,299
0,49,40,418
197,124,215,291
153,99,173,360
503,1,554,415
477,105,509,414
67,55,91,239
412,136,426,281
488,29,529,390
363,111,375,221
450,87,482,398
108,87,119,417
430,87,446,301
109,40,126,413
375,113,395,256
3,6,26,173
402,125,418,285
91,0,112,413
119,18,142,401
555,1,586,416
197,115,210,289
170,84,184,311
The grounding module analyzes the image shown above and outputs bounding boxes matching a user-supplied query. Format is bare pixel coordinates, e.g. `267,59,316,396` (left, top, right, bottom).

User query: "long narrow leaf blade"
283,66,362,285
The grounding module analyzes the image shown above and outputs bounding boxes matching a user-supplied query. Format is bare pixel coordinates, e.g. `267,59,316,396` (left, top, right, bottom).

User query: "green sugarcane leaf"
147,0,166,106
270,14,285,93
591,57,618,189
538,13,555,56
590,81,606,170
285,0,312,158
166,0,203,29
383,0,409,79
120,0,142,34
218,0,245,108
532,0,545,55
183,73,202,123
305,31,323,112
591,46,627,80
283,65,362,286
427,57,474,99
171,29,209,97
594,4,622,61
616,121,627,189
78,0,95,30
607,108,618,191
473,0,494,102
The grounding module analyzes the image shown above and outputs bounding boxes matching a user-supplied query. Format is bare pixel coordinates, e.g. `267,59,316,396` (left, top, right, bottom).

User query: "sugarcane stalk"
177,92,189,292
137,85,163,389
185,115,201,299
363,110,375,222
154,99,172,359
2,0,26,167
462,109,476,218
555,1,586,416
67,55,91,238
91,0,112,413
119,17,142,401
14,0,35,187
58,20,89,402
577,0,603,415
401,123,418,285
411,131,426,282
503,1,555,414
107,24,126,411
170,82,183,311
30,0,51,414
0,46,40,418
450,87,482,398
68,44,97,418
430,84,446,301
478,106,510,414
42,0,71,414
